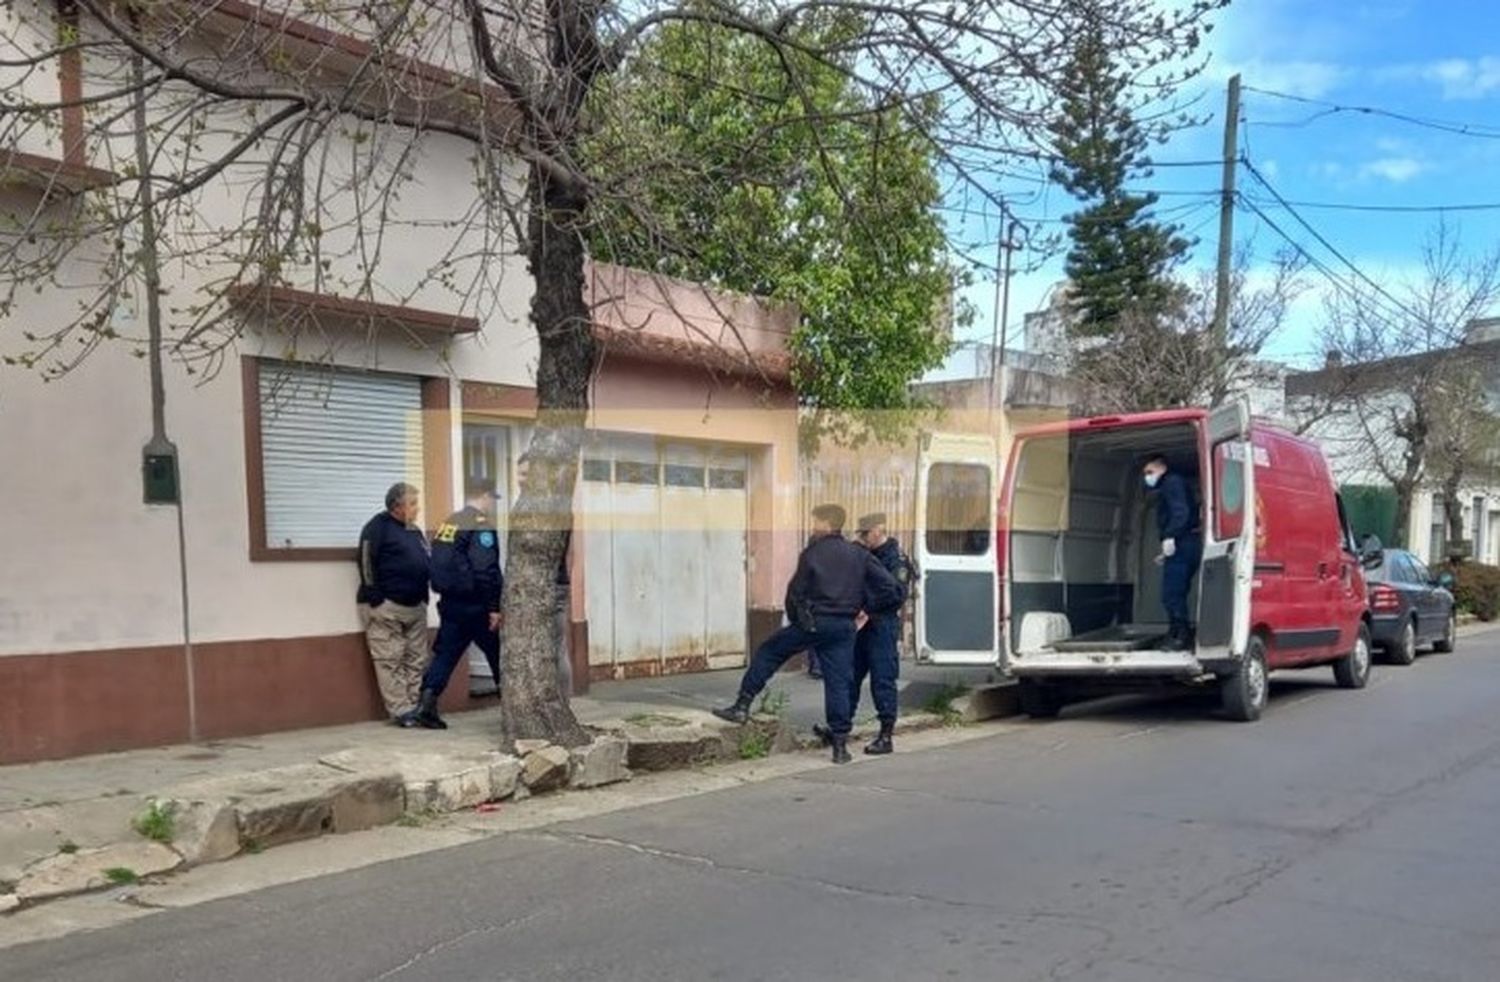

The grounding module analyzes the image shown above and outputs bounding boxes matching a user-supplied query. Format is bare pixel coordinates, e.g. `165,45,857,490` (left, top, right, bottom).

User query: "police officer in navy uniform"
1142,454,1202,651
714,504,903,764
413,476,503,729
849,512,913,755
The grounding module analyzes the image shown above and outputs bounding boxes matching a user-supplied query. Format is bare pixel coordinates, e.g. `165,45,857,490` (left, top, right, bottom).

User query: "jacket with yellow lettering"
429,506,502,612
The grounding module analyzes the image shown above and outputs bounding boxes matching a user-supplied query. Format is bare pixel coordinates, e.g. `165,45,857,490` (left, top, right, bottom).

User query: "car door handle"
1317,562,1330,580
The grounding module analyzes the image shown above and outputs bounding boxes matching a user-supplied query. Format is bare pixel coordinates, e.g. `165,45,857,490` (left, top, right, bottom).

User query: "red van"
914,403,1374,722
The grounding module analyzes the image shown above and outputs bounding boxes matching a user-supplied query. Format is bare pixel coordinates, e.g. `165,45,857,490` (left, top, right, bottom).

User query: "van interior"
1008,422,1204,655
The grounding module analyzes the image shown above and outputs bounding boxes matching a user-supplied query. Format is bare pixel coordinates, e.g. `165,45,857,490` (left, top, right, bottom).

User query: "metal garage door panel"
579,446,616,667
610,438,664,665
662,445,709,663
705,450,748,665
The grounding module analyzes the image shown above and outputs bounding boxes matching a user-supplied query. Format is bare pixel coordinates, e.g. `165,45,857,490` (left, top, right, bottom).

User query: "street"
10,628,1500,982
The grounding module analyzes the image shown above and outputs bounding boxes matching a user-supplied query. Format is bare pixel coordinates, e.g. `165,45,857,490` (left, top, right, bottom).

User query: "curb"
0,686,1020,914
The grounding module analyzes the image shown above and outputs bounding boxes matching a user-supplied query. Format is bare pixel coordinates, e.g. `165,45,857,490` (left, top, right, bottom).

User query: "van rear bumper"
1009,649,1206,679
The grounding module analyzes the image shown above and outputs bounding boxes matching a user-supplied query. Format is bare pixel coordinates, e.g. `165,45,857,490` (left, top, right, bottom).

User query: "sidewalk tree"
0,0,1225,750
1049,24,1193,340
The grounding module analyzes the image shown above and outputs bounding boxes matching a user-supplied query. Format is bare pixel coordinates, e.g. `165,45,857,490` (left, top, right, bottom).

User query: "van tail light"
1370,586,1400,613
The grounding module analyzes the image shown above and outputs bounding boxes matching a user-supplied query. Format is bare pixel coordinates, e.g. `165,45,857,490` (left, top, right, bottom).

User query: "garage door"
581,438,748,676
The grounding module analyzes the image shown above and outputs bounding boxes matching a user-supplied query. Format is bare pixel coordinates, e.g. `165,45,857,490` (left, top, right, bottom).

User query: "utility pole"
1211,73,1241,403
988,219,1022,429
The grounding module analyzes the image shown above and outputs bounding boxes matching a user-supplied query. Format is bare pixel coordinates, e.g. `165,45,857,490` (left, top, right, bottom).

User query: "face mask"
1144,472,1161,489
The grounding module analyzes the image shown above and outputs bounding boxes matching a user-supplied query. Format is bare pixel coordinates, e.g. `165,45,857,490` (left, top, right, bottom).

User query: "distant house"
1285,320,1500,565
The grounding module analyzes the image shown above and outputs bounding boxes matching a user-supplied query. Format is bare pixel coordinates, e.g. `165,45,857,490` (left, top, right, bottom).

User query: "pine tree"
1049,28,1191,338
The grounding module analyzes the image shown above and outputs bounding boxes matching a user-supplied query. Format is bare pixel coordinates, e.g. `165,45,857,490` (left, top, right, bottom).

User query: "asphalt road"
11,628,1500,982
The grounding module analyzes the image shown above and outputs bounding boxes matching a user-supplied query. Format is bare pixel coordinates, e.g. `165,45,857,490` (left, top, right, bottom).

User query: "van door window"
925,463,992,557
1212,441,1245,541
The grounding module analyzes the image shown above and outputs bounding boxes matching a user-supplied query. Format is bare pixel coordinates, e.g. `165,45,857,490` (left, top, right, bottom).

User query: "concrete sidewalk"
0,660,1008,915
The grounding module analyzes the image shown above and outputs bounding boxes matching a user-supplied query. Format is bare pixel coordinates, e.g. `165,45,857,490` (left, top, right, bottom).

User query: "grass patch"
757,689,790,718
738,728,773,760
623,712,691,728
58,841,79,855
103,867,139,886
922,683,971,727
242,838,264,855
131,800,177,843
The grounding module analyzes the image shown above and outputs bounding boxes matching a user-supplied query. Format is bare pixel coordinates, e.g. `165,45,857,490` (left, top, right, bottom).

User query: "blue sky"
946,0,1500,372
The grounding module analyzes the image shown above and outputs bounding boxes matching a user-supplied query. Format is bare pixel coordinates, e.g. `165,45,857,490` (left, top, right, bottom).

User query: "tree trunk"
1443,473,1466,558
1393,480,1416,551
497,160,596,751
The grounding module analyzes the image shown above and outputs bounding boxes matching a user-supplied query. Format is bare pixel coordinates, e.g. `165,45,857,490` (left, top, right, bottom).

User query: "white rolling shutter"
259,361,424,549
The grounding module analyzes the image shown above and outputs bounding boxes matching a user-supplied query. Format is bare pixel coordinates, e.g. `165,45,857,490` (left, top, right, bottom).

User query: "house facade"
0,3,801,763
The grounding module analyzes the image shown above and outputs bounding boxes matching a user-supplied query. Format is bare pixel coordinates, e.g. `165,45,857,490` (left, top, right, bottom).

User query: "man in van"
713,504,903,764
1142,454,1202,651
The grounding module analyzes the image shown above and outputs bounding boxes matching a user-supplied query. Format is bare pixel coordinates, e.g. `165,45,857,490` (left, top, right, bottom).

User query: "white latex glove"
1162,538,1177,558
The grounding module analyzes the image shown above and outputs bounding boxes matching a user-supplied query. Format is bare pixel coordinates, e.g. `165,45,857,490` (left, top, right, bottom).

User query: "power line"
1243,85,1500,140
1239,157,1428,325
1239,193,1500,214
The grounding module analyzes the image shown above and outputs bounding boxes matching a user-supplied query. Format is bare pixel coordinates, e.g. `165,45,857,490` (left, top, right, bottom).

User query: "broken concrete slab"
329,775,405,833
513,739,551,757
15,842,180,903
165,798,240,867
489,756,522,801
404,763,495,814
620,724,729,772
569,737,630,789
520,746,571,793
0,797,145,888
0,893,18,914
234,786,334,851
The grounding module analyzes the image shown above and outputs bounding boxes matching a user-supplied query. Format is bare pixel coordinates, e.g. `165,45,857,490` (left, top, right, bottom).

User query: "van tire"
1018,680,1065,719
1334,625,1373,689
1221,637,1269,722
1387,618,1417,666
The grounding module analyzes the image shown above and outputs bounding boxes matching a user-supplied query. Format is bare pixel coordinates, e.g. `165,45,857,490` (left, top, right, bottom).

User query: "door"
1197,402,1257,663
915,432,999,665
1403,553,1444,642
462,423,511,691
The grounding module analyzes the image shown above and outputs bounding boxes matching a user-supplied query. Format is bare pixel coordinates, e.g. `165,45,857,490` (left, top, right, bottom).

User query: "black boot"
811,723,833,746
831,737,852,765
864,723,894,756
712,694,753,724
415,688,448,730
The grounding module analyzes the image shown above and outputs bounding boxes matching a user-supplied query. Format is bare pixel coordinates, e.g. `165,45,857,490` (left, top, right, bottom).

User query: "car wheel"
1221,635,1269,722
1018,679,1065,719
1433,610,1457,653
1334,624,1373,689
1387,618,1417,666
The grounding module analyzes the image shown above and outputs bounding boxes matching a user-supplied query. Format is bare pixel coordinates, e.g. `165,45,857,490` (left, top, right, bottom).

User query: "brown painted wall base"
0,633,475,765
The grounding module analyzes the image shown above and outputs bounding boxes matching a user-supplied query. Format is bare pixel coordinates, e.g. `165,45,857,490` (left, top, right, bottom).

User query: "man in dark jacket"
714,504,903,763
413,477,503,729
849,513,913,754
1143,454,1202,651
357,483,432,727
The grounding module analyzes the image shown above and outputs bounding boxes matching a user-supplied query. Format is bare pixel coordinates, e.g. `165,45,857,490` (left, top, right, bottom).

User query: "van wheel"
1433,611,1457,653
1387,618,1417,666
1221,637,1268,722
1334,625,1373,689
1018,680,1065,719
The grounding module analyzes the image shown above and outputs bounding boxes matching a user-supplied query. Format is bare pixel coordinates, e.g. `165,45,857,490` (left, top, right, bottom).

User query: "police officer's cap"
857,512,887,533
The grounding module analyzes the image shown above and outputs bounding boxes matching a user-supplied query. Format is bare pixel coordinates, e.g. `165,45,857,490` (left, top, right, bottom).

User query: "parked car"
912,402,1374,723
1364,547,1457,665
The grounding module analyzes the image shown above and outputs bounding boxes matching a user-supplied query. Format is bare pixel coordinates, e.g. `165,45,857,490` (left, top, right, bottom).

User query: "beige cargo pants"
360,601,429,718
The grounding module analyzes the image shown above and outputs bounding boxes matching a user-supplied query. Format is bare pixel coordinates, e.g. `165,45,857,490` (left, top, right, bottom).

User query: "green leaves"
585,13,957,420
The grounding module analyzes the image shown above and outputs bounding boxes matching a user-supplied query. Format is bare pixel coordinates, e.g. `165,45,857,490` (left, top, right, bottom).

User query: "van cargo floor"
1048,624,1168,653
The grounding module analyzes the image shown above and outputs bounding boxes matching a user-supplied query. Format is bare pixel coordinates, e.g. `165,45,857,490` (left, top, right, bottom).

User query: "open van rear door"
915,432,1000,665
1198,401,1257,664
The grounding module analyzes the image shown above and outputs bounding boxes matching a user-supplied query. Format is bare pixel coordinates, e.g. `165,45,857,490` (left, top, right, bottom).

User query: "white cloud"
1359,156,1425,182
1423,56,1500,99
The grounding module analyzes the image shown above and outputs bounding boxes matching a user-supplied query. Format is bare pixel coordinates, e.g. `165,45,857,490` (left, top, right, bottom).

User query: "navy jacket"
430,506,503,612
356,511,431,607
1155,471,1200,543
786,533,903,628
866,538,914,618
